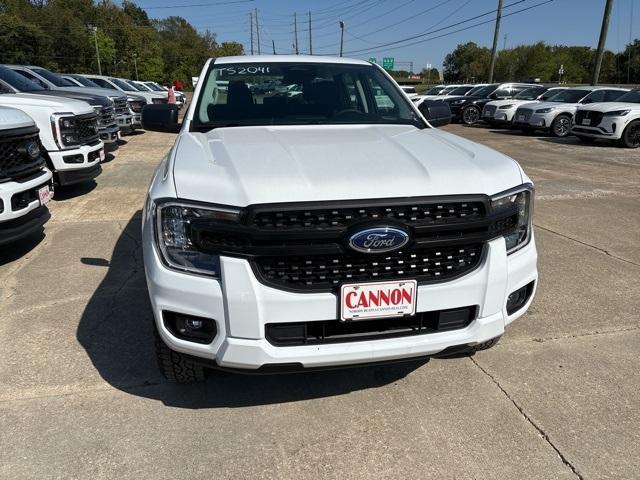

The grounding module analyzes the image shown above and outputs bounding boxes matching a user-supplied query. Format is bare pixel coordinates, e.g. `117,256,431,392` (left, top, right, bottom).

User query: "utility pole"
133,53,139,80
503,33,507,50
308,11,313,55
592,0,614,85
255,8,261,55
488,0,503,82
339,21,344,57
294,13,299,54
250,11,254,55
628,0,634,84
272,40,276,54
89,25,102,75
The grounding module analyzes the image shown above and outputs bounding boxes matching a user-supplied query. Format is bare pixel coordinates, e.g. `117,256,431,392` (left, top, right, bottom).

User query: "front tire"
620,120,640,148
550,114,572,137
461,105,481,125
470,336,501,352
154,329,206,383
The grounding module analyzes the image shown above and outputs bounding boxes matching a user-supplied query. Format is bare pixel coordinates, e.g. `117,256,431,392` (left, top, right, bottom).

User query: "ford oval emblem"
348,227,409,254
25,141,40,160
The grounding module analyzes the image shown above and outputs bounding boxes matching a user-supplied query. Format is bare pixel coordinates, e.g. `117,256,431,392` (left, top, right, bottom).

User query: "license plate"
99,149,105,162
517,114,525,122
340,280,417,321
582,119,591,126
37,185,52,206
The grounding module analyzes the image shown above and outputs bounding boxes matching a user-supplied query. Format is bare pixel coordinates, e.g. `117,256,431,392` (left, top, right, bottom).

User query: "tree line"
0,0,244,87
441,41,639,85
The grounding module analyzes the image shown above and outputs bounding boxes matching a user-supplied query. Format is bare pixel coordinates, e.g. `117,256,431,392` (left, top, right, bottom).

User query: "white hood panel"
173,125,524,207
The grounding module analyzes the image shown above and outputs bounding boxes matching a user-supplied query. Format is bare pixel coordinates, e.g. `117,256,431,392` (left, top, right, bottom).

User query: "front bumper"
143,216,538,370
513,113,551,129
571,116,627,140
0,169,53,223
99,124,120,144
0,205,51,246
493,109,517,124
116,113,133,131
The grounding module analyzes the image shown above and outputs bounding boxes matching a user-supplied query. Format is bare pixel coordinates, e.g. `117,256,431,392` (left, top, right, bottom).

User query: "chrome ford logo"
348,227,409,254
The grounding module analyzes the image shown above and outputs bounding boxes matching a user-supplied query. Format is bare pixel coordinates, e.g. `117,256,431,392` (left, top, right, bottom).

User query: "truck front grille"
255,244,483,290
189,196,520,293
74,114,100,144
0,128,46,182
96,106,116,127
114,98,129,116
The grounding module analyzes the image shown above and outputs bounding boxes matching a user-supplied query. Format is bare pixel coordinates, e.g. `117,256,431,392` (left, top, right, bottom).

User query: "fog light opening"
163,311,217,344
506,281,535,315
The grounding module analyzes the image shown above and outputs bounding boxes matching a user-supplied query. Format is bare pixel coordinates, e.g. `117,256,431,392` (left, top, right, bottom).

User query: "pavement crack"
470,356,585,480
535,224,640,267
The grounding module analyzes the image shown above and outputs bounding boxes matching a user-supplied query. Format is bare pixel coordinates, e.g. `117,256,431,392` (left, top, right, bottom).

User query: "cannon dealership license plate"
340,280,417,321
37,185,52,206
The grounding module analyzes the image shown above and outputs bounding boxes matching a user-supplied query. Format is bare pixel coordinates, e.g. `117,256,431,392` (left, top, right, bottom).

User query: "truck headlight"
51,113,80,148
491,185,534,254
154,201,241,277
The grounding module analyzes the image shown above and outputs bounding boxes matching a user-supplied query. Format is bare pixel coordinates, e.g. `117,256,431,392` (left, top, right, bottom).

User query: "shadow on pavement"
53,180,97,200
77,213,427,409
0,230,45,266
537,136,619,148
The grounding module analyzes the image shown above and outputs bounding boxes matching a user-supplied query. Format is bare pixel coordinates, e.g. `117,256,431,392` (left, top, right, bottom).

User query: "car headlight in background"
128,100,145,112
154,201,241,277
490,185,534,254
603,110,630,116
450,99,465,105
499,104,514,109
535,107,555,114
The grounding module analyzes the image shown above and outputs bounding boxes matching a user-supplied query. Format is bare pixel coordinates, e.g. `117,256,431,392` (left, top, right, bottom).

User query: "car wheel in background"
550,114,572,137
461,105,481,125
620,120,640,148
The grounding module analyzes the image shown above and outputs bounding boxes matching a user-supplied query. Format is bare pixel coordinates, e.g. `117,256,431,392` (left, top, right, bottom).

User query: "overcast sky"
133,0,637,71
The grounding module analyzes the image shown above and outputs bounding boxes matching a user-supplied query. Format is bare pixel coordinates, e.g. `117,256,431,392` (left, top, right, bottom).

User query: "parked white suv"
141,55,537,382
0,107,53,245
0,92,104,186
571,88,640,148
482,86,566,125
512,86,628,137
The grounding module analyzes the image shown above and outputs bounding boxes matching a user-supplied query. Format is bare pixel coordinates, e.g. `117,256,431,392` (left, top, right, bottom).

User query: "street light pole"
133,54,139,81
339,21,344,57
89,25,102,75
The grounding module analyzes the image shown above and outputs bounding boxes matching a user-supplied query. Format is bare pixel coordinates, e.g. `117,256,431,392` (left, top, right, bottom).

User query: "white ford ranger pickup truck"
141,55,538,382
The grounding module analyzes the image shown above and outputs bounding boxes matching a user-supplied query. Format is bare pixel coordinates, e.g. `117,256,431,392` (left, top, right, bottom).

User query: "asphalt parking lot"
1,124,639,479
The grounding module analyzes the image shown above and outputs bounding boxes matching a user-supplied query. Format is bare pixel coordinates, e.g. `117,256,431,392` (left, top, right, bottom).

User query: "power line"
142,0,253,10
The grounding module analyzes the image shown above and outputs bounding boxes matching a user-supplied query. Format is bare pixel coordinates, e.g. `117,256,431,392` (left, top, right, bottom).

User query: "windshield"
145,82,164,92
449,86,473,95
73,75,101,88
32,68,75,87
109,78,136,91
423,86,445,95
514,87,547,100
0,66,44,92
124,80,145,91
615,89,640,103
439,86,458,95
468,84,498,97
133,82,152,91
194,62,423,131
540,88,566,100
548,89,589,103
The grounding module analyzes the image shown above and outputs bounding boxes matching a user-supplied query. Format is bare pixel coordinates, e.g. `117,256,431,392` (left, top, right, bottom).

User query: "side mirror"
141,104,181,133
418,100,452,128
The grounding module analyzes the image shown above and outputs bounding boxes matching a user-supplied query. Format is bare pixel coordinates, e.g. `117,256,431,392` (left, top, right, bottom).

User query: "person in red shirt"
167,85,176,104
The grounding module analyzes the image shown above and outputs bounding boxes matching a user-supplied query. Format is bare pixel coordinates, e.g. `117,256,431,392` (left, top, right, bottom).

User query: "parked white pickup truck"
141,55,537,382
0,106,53,245
0,92,104,186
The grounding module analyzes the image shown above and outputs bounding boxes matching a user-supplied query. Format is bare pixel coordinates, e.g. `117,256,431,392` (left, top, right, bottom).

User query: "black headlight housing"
490,184,534,254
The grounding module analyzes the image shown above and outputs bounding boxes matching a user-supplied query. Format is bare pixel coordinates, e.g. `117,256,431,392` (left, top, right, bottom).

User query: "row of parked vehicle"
410,82,640,148
0,64,184,248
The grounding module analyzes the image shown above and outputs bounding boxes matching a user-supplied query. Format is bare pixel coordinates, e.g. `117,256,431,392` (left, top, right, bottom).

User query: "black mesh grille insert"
75,115,100,144
250,201,484,231
266,306,477,346
0,132,45,181
574,110,604,127
255,244,483,290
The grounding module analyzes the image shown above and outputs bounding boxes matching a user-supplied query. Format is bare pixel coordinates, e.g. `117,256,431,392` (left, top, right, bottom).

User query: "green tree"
443,42,491,82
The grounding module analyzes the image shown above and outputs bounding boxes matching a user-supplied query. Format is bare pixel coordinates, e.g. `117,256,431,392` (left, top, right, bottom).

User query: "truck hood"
0,92,94,114
486,99,538,109
0,106,35,129
26,89,111,106
58,86,127,102
577,101,640,113
172,125,524,207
